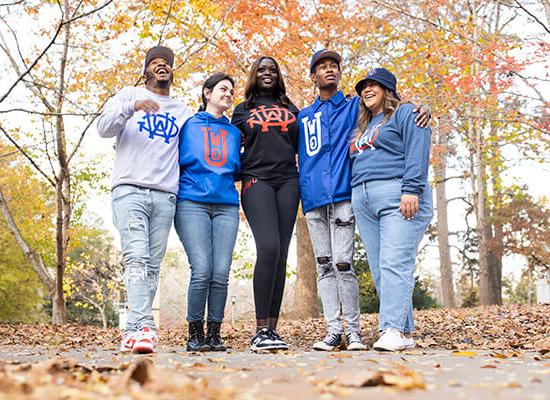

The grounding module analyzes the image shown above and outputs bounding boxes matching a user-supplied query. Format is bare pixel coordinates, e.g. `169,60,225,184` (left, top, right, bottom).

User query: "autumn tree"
0,0,126,323
66,227,123,328
0,143,54,322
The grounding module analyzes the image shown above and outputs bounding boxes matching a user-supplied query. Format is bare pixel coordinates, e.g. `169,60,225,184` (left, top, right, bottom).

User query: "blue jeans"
112,184,176,333
174,200,239,322
351,179,433,333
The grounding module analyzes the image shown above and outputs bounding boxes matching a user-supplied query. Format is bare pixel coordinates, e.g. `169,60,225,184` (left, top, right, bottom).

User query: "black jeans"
241,175,300,320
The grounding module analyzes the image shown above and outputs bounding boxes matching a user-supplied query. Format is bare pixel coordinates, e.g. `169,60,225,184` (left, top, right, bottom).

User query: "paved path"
1,345,548,399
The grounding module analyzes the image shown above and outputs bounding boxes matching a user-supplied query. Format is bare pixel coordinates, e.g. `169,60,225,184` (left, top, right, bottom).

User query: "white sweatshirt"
97,87,193,194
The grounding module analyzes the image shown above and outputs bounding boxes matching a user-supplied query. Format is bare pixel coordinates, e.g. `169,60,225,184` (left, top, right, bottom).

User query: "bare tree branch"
510,0,550,34
0,108,99,116
0,124,56,187
0,21,64,104
0,0,24,6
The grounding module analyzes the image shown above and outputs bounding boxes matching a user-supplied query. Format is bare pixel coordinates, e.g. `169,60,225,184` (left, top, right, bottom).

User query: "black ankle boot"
187,320,210,352
206,321,227,351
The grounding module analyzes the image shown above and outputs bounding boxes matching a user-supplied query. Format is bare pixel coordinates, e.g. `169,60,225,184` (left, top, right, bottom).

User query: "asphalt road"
1,345,548,399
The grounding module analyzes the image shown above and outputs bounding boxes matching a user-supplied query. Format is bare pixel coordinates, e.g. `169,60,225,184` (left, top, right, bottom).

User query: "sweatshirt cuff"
401,185,422,195
122,101,135,119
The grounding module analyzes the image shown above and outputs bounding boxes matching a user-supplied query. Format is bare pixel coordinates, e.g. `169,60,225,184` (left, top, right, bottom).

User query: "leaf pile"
0,357,239,400
0,304,548,352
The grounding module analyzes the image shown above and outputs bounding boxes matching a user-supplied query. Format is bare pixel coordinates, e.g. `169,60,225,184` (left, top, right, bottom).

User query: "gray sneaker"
346,332,367,351
313,333,342,351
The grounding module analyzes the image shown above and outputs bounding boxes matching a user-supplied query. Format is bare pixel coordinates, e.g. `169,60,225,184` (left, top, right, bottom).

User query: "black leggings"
241,176,300,320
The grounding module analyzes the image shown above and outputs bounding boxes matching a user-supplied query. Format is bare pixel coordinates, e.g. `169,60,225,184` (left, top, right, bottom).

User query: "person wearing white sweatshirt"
97,46,193,353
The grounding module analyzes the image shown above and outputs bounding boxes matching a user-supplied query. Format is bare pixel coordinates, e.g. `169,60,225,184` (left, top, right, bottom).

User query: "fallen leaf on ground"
337,366,425,390
534,337,550,355
452,351,477,357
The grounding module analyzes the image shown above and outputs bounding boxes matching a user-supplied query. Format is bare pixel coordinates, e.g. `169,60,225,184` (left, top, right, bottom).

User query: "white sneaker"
373,328,409,351
132,327,158,354
119,331,137,352
403,335,415,349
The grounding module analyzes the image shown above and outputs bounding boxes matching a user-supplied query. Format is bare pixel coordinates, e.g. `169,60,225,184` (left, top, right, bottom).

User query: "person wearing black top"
231,56,300,351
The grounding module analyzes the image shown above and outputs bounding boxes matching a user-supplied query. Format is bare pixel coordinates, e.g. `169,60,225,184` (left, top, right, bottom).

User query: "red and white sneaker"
120,331,137,352
132,327,158,354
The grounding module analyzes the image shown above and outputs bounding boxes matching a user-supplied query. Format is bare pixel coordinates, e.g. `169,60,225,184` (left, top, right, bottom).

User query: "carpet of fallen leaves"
0,304,548,399
1,304,548,351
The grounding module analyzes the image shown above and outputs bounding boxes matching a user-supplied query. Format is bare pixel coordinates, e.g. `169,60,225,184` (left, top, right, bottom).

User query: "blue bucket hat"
310,49,342,73
354,68,400,100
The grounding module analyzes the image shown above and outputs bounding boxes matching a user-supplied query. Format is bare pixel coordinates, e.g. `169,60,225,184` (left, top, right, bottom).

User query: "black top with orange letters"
231,96,299,180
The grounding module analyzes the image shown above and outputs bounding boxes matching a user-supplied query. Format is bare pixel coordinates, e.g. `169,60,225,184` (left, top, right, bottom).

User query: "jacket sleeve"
97,87,136,138
399,105,431,195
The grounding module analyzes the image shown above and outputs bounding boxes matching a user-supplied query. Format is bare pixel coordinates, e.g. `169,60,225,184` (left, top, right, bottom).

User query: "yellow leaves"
452,351,477,357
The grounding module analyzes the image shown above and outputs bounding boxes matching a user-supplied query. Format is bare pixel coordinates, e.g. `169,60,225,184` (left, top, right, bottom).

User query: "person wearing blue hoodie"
350,68,433,351
174,73,241,352
298,50,430,351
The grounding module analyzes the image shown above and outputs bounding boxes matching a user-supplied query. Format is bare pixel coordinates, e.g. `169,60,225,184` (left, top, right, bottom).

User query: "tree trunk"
51,0,72,324
468,1,492,306
293,213,319,318
433,120,455,308
100,306,108,329
51,288,67,324
484,127,504,305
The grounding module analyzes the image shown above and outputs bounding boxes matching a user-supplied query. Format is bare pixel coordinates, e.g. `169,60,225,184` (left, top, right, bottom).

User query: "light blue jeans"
351,179,433,333
112,184,176,333
174,200,239,323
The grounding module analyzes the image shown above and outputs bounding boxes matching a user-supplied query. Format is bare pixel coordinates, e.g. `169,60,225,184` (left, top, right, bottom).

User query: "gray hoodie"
97,86,193,194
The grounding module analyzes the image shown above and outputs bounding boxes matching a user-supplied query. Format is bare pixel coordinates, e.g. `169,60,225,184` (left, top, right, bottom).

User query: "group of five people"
97,45,432,354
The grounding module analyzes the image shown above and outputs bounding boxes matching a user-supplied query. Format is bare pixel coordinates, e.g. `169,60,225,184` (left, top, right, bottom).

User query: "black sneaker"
313,333,342,351
269,329,289,350
251,328,279,351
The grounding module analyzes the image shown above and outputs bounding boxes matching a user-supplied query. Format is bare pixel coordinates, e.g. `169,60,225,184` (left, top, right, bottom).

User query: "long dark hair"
244,56,294,109
199,72,236,112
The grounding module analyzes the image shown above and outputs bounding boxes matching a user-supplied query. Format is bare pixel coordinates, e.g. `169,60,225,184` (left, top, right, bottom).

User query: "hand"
413,104,431,128
135,99,160,114
400,194,419,219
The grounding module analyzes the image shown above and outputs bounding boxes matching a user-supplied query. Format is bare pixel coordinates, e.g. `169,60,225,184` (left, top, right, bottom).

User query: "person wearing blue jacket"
350,68,433,351
298,50,430,351
174,72,241,352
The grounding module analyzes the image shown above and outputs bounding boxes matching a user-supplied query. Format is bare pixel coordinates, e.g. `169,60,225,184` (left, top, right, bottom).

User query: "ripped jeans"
112,184,176,333
305,200,360,334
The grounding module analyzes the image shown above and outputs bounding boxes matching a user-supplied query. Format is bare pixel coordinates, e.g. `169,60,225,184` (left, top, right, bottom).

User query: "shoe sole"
373,344,405,352
133,344,154,354
250,344,282,351
312,345,339,351
347,344,367,351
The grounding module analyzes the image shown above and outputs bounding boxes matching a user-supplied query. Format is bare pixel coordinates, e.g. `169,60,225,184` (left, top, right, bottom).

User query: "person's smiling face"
360,81,386,115
145,57,173,84
256,58,278,95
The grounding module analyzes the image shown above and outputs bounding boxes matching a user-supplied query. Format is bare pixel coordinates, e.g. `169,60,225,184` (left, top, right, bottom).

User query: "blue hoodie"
177,112,241,205
298,91,360,213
